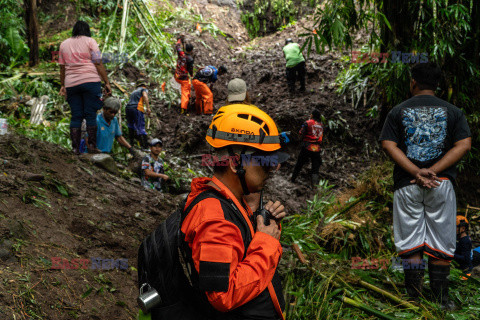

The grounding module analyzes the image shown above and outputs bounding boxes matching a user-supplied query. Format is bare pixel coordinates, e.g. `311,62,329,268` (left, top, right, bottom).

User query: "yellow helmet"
206,104,282,152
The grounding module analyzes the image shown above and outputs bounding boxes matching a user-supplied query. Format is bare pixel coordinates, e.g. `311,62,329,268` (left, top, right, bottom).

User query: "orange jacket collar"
190,176,255,235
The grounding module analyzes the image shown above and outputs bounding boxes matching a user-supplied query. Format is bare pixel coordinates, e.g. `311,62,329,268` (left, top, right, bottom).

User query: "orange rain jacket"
181,176,285,319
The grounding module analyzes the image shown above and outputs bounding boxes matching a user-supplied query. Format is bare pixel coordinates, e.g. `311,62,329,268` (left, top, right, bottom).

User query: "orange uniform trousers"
192,79,213,114
175,76,191,110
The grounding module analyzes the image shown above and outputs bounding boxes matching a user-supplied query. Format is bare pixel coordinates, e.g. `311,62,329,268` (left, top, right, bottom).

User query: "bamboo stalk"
130,38,148,59
337,295,397,320
336,193,366,216
132,4,160,47
292,243,362,303
141,0,168,38
102,0,120,53
118,0,130,55
0,73,23,83
132,0,162,41
358,280,419,310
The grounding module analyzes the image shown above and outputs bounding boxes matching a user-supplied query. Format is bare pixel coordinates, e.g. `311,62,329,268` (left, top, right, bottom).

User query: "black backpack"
137,190,230,320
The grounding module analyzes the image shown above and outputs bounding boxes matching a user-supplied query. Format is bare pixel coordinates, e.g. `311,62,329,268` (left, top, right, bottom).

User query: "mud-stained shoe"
86,126,101,153
70,127,82,155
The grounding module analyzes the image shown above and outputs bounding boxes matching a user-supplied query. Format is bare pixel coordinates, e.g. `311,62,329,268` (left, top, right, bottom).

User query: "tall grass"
281,175,480,319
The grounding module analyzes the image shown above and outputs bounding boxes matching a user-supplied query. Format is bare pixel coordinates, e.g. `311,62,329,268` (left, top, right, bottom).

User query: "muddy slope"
0,134,178,319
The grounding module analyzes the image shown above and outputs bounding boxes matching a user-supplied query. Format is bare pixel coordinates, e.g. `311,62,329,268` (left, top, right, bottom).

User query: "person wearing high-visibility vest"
291,109,323,187
282,38,306,94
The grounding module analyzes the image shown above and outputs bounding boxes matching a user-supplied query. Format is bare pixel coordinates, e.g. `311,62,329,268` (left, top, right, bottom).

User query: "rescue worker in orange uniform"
291,109,324,186
192,65,227,115
175,35,194,114
181,104,289,319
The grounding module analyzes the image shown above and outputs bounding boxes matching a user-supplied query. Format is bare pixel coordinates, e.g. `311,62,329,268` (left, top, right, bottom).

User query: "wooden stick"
292,243,308,264
112,81,128,95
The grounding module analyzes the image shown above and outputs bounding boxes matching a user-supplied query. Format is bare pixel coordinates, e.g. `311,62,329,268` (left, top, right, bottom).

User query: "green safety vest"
283,43,305,68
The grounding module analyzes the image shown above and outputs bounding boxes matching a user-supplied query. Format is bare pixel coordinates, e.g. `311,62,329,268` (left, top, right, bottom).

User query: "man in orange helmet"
454,216,473,274
180,104,289,319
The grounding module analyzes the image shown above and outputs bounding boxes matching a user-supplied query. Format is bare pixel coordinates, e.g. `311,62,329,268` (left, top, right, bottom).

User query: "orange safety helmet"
456,215,469,227
206,104,282,152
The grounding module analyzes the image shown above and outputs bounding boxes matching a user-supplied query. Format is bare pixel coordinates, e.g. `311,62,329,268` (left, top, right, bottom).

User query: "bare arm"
116,136,132,149
142,91,151,115
59,65,66,97
381,140,419,177
144,169,169,180
429,137,471,174
381,140,440,188
93,62,112,95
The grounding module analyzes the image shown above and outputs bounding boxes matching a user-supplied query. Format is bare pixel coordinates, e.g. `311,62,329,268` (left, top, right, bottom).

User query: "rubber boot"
311,174,320,188
291,164,301,183
429,262,456,311
128,129,136,146
404,268,424,301
70,127,82,155
86,126,101,154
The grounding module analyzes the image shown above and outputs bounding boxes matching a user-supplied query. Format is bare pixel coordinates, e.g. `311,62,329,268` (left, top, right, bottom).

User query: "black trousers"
291,146,321,182
286,61,306,92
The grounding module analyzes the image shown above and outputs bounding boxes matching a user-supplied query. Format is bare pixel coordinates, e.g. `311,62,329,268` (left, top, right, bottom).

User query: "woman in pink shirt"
59,21,112,154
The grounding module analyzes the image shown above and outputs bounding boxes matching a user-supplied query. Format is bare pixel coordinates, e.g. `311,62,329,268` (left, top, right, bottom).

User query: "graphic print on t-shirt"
402,107,447,162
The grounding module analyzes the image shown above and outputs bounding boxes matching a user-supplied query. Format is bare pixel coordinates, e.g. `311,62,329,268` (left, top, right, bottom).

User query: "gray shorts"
393,180,456,261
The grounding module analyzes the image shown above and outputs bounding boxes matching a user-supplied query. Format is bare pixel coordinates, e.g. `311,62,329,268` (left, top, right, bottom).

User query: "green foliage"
8,117,71,149
282,180,334,254
241,0,320,38
80,0,118,14
305,0,480,172
0,0,29,69
283,174,480,318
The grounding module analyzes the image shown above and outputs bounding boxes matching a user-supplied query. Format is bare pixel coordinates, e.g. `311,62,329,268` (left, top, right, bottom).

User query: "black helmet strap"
228,146,250,196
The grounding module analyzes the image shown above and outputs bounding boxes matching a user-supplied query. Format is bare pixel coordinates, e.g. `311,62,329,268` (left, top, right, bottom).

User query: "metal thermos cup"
137,284,161,314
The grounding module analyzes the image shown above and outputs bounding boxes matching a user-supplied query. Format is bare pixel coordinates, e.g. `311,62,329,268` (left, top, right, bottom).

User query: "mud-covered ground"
1,1,478,319
0,133,181,319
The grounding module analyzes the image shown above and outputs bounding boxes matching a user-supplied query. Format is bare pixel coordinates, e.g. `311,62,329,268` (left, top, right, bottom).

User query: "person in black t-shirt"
380,63,471,310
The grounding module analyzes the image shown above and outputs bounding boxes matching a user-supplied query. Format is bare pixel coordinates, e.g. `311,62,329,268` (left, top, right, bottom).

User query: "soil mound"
0,133,177,319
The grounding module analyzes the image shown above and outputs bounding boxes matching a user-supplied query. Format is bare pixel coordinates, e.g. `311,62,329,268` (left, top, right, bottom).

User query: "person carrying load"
192,65,227,115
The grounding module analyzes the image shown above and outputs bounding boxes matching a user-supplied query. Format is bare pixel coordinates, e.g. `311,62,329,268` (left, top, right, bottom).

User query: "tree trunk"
25,0,39,67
